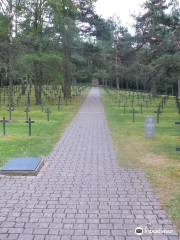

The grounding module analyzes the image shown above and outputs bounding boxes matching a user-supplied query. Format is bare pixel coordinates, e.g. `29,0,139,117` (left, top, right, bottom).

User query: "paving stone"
0,234,8,239
18,234,34,240
45,236,60,240
49,229,59,235
34,235,45,240
33,228,49,235
74,230,85,235
152,236,169,240
98,237,114,240
114,237,125,240
61,237,71,240
7,234,19,240
0,88,179,240
87,237,99,240
126,237,143,240
72,237,87,240
8,228,24,234
141,237,153,240
168,236,180,240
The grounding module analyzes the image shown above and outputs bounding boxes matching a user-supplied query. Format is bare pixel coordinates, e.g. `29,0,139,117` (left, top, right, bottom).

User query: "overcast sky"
95,0,145,32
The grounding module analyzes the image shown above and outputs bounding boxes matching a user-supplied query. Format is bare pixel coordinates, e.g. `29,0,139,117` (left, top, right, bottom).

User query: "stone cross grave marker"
45,108,51,121
0,117,9,136
145,116,155,138
154,106,162,124
132,108,135,122
57,96,61,112
140,103,143,114
25,117,35,136
7,103,14,121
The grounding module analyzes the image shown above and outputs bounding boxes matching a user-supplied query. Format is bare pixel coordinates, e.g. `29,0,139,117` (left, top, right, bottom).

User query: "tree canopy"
0,0,179,103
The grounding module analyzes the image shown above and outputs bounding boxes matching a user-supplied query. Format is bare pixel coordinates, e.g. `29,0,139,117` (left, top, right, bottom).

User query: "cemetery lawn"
102,89,180,231
0,89,88,168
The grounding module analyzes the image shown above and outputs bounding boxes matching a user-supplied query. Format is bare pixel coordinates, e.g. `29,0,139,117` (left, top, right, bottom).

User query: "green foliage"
151,53,180,88
0,14,9,39
0,0,179,96
132,0,180,94
17,53,63,65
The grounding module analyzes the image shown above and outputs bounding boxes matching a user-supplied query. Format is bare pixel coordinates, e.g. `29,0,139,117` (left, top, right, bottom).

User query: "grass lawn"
102,88,180,231
0,87,88,167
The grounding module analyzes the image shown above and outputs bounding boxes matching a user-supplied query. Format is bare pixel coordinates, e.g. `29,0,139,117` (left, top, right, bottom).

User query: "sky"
95,0,145,32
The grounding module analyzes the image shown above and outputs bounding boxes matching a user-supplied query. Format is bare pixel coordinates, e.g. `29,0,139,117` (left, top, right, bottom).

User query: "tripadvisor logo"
135,227,143,236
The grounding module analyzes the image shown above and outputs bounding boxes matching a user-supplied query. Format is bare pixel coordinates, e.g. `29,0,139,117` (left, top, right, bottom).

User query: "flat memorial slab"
0,157,44,176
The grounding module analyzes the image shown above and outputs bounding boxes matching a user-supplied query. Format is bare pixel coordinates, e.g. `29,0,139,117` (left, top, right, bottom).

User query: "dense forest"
0,0,180,105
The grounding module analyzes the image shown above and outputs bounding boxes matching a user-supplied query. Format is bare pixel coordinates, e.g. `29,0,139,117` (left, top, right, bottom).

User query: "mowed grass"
0,87,88,167
102,88,180,230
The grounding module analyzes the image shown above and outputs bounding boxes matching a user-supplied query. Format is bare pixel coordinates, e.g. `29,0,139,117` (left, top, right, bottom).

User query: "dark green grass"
102,88,180,230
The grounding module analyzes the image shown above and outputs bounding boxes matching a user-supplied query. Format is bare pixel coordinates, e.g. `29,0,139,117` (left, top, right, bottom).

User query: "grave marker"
132,109,135,122
156,109,160,124
0,117,9,136
45,108,51,121
25,117,35,136
0,157,44,176
57,96,61,112
140,103,143,114
7,103,14,121
145,116,155,138
24,106,30,121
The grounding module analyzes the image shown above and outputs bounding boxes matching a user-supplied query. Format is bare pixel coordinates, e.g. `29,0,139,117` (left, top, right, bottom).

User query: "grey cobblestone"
0,234,8,239
0,88,179,240
34,235,45,240
8,234,19,240
18,234,34,240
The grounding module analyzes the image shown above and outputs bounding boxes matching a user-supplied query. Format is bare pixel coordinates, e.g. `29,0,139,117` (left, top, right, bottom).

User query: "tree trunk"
165,84,168,95
115,51,119,90
21,82,26,95
7,66,13,105
142,80,145,91
126,80,129,90
178,79,180,97
34,61,42,105
116,77,120,90
6,0,14,106
63,50,71,99
62,20,71,99
34,82,42,105
105,79,108,88
151,79,157,95
136,78,139,91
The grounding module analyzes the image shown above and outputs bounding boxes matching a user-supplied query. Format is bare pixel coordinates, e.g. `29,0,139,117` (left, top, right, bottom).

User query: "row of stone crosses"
0,84,83,136
109,88,180,152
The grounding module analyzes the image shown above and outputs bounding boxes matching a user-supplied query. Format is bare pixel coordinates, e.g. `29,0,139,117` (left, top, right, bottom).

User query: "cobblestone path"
0,88,179,240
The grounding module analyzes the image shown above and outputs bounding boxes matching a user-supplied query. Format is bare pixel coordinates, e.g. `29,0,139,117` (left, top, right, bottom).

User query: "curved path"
0,88,179,240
